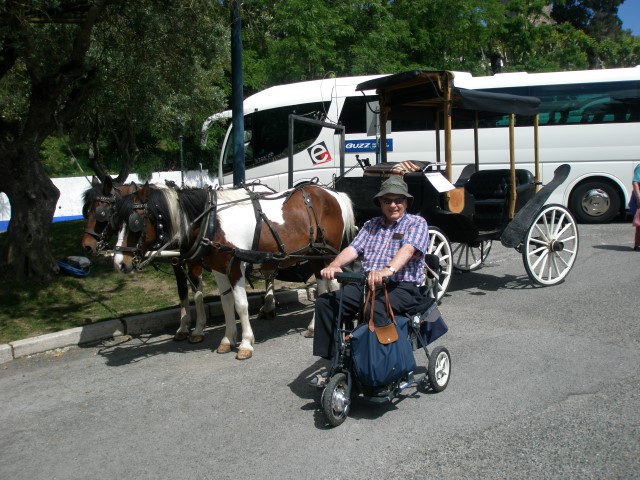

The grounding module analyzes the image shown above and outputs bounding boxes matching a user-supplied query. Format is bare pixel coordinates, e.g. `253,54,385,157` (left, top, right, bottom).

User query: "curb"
0,288,311,364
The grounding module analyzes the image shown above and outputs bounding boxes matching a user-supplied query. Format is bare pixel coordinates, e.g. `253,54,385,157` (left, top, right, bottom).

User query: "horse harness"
114,187,217,270
231,181,340,265
83,190,118,253
117,182,340,279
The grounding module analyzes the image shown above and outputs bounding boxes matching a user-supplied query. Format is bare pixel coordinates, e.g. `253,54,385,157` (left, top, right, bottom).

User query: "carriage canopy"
357,70,541,203
356,70,540,119
356,70,542,219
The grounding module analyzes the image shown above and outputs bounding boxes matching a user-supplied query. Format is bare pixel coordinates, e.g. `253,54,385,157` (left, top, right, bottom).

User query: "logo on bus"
308,141,332,165
345,139,393,153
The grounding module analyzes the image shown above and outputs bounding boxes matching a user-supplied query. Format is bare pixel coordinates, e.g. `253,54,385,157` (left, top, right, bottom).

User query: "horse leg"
304,276,339,338
187,265,206,343
213,271,237,354
257,270,276,320
172,262,192,342
231,263,254,360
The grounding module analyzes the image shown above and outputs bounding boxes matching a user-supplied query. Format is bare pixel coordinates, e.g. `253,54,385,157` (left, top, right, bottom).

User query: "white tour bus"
206,67,640,223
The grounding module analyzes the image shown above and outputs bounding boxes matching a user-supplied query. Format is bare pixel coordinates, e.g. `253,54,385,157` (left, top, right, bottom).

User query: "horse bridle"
117,188,220,271
84,192,117,253
114,201,167,269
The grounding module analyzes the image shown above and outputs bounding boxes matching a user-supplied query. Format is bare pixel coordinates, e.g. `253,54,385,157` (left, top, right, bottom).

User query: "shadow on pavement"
97,301,314,367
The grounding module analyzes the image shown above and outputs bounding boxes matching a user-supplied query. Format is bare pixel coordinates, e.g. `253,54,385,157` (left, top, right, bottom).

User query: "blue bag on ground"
350,286,417,388
56,256,92,277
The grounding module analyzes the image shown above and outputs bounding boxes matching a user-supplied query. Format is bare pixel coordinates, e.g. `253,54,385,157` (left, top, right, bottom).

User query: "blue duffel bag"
350,286,417,388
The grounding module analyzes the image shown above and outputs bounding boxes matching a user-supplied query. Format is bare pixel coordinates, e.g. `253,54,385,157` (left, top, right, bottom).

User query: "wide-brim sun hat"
373,175,413,206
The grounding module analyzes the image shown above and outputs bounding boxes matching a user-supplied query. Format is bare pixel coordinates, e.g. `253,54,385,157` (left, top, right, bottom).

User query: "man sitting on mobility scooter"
311,175,429,387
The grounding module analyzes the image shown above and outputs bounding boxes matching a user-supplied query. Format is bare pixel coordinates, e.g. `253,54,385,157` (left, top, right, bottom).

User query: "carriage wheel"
426,227,453,302
522,204,579,286
427,346,451,392
451,240,492,271
321,373,351,427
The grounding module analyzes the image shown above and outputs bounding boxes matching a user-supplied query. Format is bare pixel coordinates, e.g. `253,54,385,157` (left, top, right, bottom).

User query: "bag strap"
365,288,374,331
383,283,396,324
366,283,396,332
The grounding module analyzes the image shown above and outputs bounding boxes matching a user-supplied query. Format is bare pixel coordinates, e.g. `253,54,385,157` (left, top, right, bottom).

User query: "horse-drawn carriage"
334,70,579,298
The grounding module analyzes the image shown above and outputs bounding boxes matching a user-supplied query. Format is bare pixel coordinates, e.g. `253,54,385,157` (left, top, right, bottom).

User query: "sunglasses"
381,196,406,205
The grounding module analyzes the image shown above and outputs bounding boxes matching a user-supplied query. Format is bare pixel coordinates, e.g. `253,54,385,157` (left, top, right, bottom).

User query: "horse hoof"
188,334,204,344
173,332,189,342
217,343,232,354
236,349,253,360
303,329,314,338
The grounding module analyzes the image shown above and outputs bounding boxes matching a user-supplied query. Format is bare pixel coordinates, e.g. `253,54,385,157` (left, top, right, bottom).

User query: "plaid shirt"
350,213,429,284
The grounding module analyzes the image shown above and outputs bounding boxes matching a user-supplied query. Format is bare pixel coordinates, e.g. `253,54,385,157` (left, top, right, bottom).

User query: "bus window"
222,101,330,175
339,95,377,134
393,118,430,132
530,81,640,125
483,81,640,127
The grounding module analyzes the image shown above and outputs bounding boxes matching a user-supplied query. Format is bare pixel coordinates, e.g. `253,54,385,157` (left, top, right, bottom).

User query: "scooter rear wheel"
321,373,351,427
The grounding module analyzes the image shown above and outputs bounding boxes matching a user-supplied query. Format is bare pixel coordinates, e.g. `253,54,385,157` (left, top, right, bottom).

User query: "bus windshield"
221,101,330,174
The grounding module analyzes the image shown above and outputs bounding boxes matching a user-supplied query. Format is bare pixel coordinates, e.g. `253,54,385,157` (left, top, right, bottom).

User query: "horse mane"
81,183,105,216
114,184,182,245
176,187,210,227
81,180,133,215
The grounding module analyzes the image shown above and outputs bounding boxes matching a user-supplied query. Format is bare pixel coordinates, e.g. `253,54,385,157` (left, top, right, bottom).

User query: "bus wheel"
569,181,620,224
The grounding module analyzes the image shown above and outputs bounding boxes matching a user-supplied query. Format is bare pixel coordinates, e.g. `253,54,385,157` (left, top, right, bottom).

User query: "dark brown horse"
81,176,127,257
112,183,354,359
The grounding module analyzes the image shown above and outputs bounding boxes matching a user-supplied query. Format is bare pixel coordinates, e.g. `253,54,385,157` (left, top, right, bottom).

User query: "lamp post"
231,0,245,186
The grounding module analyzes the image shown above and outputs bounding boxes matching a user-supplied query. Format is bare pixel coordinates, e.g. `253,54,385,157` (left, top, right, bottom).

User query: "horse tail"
335,191,357,244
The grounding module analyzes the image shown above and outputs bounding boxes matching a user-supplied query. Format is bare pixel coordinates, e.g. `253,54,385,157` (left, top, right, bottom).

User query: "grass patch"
0,220,270,344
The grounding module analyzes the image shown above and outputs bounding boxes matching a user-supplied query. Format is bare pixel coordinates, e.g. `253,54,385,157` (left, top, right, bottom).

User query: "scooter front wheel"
427,346,451,392
321,373,351,427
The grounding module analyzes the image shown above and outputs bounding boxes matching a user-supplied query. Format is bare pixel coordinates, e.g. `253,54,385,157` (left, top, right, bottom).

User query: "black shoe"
634,246,640,251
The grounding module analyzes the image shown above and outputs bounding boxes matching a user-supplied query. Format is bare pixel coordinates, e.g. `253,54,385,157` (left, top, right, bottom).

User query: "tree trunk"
0,143,60,282
112,116,137,184
0,0,108,282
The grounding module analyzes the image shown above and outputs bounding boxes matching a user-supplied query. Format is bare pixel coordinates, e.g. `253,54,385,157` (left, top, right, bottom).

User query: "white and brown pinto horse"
112,183,354,359
83,178,281,344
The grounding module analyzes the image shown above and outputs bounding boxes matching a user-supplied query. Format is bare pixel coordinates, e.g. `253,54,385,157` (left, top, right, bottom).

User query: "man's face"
380,194,407,223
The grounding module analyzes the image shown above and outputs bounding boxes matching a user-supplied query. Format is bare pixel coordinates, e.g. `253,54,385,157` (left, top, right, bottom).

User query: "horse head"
113,182,176,273
81,176,121,256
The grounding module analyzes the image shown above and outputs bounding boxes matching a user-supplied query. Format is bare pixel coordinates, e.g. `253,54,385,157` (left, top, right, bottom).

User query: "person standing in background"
632,163,640,251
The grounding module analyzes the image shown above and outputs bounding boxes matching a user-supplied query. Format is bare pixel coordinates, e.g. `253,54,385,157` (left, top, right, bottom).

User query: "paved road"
1,223,639,480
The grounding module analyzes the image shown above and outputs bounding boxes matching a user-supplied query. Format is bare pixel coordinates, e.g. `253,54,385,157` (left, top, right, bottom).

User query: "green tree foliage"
68,2,230,181
0,1,231,281
550,0,638,68
236,0,638,84
1,0,639,283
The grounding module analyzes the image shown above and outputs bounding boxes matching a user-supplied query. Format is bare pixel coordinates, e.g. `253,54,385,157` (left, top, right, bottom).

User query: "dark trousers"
312,282,420,359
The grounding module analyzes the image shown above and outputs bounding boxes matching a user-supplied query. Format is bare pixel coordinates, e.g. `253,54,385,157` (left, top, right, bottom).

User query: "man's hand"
321,246,358,280
320,265,343,280
367,268,391,290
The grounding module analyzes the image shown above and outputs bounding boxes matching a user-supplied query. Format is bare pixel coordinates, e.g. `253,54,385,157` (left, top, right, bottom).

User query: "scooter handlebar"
334,272,390,285
335,272,366,284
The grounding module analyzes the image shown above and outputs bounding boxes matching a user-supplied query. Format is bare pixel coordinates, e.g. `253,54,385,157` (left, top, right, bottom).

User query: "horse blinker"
128,212,145,233
95,205,110,222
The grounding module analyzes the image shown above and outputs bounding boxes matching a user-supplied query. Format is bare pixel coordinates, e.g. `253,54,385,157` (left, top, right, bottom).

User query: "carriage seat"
466,169,534,201
464,169,535,230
